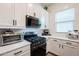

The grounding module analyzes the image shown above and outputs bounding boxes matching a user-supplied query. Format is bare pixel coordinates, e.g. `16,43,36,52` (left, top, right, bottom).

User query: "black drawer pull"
66,42,72,45
53,40,57,42
14,51,22,55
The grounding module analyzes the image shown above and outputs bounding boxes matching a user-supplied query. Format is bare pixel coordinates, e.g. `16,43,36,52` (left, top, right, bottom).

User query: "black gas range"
24,32,46,56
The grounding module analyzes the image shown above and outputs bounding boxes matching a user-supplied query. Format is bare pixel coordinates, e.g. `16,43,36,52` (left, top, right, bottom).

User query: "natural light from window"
55,8,75,32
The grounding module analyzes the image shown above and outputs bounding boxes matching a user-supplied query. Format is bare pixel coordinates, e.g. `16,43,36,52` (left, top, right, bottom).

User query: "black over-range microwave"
26,15,41,28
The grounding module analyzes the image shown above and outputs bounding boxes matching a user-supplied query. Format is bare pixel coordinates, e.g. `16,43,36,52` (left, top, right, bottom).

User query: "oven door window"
3,35,21,43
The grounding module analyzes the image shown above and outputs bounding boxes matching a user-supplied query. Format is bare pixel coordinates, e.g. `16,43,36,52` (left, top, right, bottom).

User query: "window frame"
55,8,75,33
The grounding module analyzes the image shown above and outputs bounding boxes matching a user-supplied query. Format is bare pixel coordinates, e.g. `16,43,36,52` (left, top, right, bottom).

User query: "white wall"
48,3,79,37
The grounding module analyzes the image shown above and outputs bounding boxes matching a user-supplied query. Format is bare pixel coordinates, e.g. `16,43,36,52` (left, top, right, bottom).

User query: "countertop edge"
41,36,79,43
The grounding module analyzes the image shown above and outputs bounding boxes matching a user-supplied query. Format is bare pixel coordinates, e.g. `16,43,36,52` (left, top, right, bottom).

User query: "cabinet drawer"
22,52,30,56
2,45,30,56
49,38,60,42
20,50,30,56
62,40,79,47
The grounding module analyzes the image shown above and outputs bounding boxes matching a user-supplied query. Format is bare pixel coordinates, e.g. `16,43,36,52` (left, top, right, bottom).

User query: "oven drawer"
61,40,79,47
2,45,30,56
20,50,30,56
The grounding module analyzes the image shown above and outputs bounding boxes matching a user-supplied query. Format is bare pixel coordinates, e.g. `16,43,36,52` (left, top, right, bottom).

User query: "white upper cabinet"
40,9,49,29
0,3,13,27
44,11,49,29
0,3,48,29
14,3,26,28
26,4,33,16
0,3,26,28
11,3,26,28
25,3,41,17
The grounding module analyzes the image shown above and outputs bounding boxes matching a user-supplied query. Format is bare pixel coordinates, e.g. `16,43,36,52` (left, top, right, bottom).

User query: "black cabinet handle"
66,42,72,45
14,51,22,55
53,40,57,42
13,20,17,26
13,20,15,26
62,45,64,49
15,20,17,25
59,44,61,48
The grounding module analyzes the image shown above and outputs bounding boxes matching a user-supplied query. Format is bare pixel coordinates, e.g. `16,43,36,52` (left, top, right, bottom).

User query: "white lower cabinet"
2,45,30,56
20,50,30,56
47,38,79,56
62,44,77,56
47,39,63,55
22,52,30,56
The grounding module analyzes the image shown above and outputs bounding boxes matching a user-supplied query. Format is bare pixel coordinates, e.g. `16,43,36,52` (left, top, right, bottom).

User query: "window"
55,8,75,32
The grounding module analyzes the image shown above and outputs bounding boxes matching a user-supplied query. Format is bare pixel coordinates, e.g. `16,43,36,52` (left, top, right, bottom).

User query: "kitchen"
0,3,79,56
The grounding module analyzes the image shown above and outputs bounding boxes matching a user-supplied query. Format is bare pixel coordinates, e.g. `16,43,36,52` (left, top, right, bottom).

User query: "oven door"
31,43,46,56
3,35,21,45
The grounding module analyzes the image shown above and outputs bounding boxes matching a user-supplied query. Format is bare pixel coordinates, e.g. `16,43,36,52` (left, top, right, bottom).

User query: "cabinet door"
47,39,63,55
0,3,12,26
38,8,49,29
41,9,49,29
26,4,41,17
76,46,79,56
60,40,79,56
62,44,77,56
26,4,34,16
44,11,49,29
20,50,30,56
14,3,26,27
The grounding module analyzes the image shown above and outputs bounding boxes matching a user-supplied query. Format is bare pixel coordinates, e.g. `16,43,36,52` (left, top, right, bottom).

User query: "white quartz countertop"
41,35,79,43
0,40,30,55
